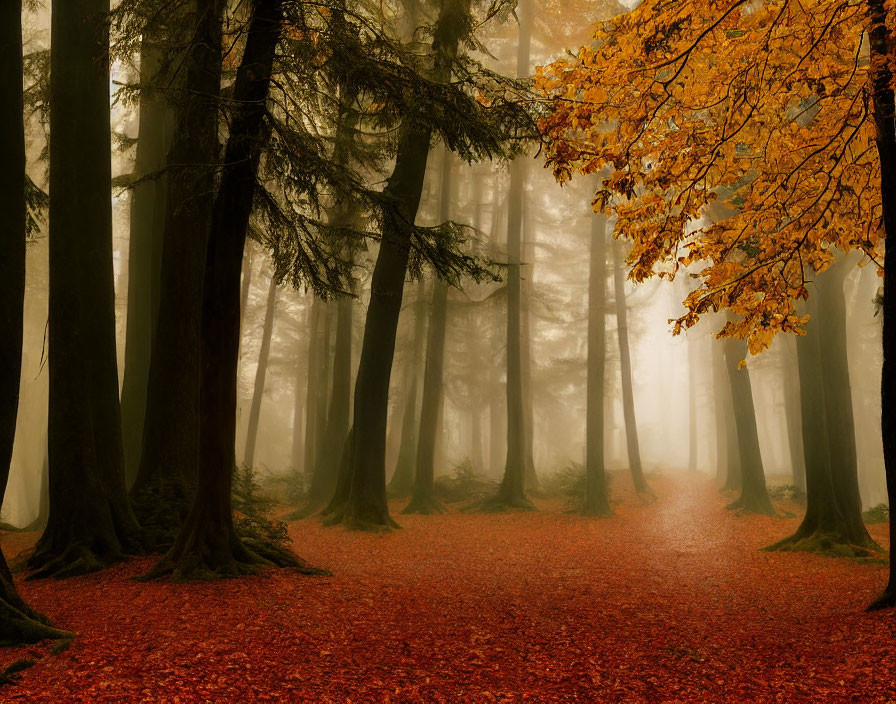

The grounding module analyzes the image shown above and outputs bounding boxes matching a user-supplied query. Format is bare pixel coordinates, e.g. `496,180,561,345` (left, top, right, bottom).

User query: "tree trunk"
404,281,448,514
583,213,611,516
146,0,310,579
243,274,278,468
388,282,427,497
302,297,324,479
768,288,875,554
612,237,651,494
781,337,806,491
324,0,469,530
294,294,352,517
817,259,873,545
484,0,536,511
405,151,453,514
131,0,224,552
713,337,741,490
722,337,775,516
120,38,172,488
0,0,68,643
30,0,143,579
289,310,306,474
868,0,896,608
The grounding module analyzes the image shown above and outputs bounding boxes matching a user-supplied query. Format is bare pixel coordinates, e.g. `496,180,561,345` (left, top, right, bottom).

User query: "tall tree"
146,0,309,578
612,237,651,494
405,151,454,515
868,0,896,608
713,336,741,491
323,0,475,529
488,0,536,510
243,274,278,469
583,213,611,516
0,0,69,643
130,0,225,550
722,338,775,516
388,282,427,497
120,34,171,487
30,0,143,579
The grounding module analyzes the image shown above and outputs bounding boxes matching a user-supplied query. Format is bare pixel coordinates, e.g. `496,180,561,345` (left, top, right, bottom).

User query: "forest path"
2,472,895,703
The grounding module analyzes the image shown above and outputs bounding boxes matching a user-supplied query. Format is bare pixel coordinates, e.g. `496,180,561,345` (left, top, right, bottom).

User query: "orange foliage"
536,0,890,353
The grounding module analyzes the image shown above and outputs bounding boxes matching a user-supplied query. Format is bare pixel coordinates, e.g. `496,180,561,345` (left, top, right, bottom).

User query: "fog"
1,0,887,532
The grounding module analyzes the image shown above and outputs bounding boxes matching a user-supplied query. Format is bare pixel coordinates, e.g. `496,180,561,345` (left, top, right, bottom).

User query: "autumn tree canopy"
536,0,885,353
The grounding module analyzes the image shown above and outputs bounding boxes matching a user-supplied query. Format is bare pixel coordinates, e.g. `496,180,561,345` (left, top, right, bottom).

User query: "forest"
2,0,896,701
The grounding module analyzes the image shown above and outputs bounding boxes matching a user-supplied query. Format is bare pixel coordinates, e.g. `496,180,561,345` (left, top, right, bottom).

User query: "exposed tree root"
764,531,883,561
725,495,777,517
465,492,537,513
402,494,445,515
26,543,126,581
322,498,400,532
141,533,327,582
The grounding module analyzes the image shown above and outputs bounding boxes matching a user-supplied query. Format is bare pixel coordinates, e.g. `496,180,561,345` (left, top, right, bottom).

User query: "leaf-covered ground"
2,473,895,703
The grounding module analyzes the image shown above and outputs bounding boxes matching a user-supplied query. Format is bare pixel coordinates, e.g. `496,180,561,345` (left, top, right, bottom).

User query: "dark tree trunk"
289,309,307,474
484,0,535,511
31,0,143,579
405,151,453,515
868,0,896,608
0,0,68,643
768,288,874,554
583,213,611,516
146,0,310,579
243,274,278,468
816,260,873,545
131,0,224,551
302,297,325,479
324,0,469,530
781,337,806,492
404,282,448,514
239,243,255,327
120,38,172,488
722,337,775,516
713,337,741,490
388,282,427,497
612,237,651,494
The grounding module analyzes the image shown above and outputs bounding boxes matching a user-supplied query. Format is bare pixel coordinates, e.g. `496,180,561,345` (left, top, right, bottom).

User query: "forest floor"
1,472,895,703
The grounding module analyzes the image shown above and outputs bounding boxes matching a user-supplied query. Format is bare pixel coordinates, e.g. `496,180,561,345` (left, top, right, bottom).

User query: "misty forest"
3,0,896,701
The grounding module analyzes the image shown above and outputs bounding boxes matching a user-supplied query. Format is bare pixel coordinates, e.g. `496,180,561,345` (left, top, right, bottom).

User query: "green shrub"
863,503,890,524
434,459,496,503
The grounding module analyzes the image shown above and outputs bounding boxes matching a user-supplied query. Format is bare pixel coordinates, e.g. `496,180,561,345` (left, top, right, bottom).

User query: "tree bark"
243,274,278,469
868,0,896,609
612,237,651,494
388,282,427,497
768,258,875,552
324,0,470,530
31,0,143,579
405,151,454,514
0,0,69,643
781,337,806,491
146,0,309,579
120,38,172,488
583,213,611,516
131,0,224,551
713,336,741,490
722,337,775,516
